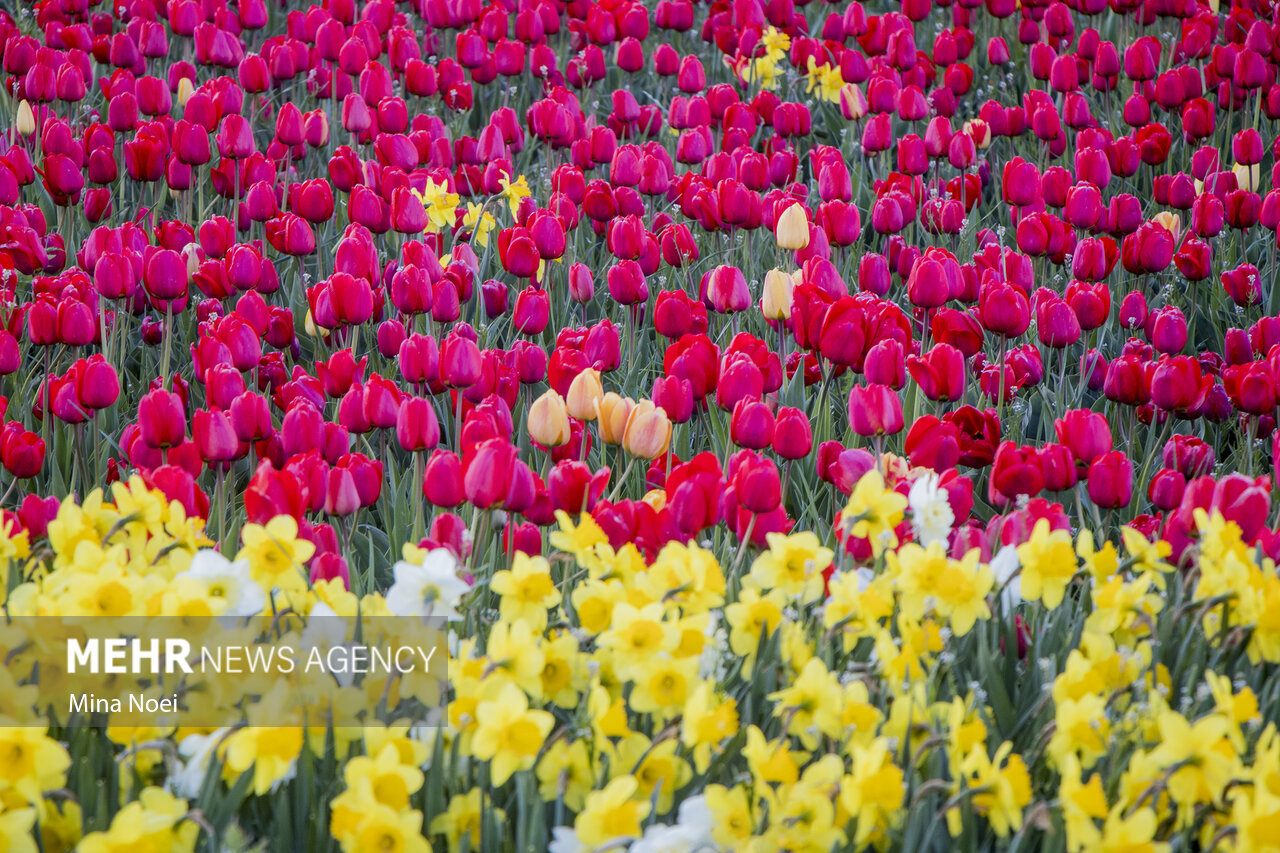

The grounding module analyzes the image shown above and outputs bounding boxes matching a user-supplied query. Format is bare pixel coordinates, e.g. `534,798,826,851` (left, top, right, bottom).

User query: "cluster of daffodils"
5,475,1280,851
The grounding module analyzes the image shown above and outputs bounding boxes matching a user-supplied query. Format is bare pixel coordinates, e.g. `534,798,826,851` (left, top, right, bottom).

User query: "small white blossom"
908,473,954,548
385,550,471,621
177,550,265,622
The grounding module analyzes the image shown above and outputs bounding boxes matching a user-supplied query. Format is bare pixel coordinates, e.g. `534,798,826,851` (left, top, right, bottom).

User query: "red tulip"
396,397,441,452
138,388,187,450
1086,451,1133,509
464,438,517,509
848,384,903,437
907,344,966,402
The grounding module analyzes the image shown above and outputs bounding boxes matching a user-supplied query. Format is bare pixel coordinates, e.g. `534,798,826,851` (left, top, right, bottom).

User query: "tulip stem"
215,467,227,549
606,457,638,503
40,348,49,459
161,303,173,390
730,513,757,578
454,389,464,450
412,450,424,543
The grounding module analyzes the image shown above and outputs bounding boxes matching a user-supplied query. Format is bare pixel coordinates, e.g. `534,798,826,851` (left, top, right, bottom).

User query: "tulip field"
12,0,1280,849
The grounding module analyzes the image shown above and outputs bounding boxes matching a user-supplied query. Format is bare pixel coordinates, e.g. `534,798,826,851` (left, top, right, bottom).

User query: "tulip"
774,203,810,250
193,408,240,462
1163,435,1215,478
730,398,775,450
1087,451,1134,508
440,333,483,388
596,393,636,445
1151,355,1212,415
396,397,441,452
623,400,672,459
144,249,189,300
978,281,1031,338
568,263,595,303
652,375,694,424
864,340,905,390
230,392,273,442
761,269,794,320
464,438,517,508
990,441,1045,504
548,460,610,514
706,265,750,314
1039,443,1079,492
424,450,465,507
1053,409,1113,470
138,389,186,449
529,389,572,447
1,429,44,479
1149,469,1186,510
75,356,120,410
907,344,966,402
324,467,360,516
362,376,403,430
848,384,904,437
728,450,781,515
606,260,648,305
904,417,961,471
566,369,604,421
1148,306,1188,354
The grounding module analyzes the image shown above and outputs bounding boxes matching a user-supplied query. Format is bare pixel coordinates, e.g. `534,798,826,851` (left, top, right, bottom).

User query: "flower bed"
0,0,1279,849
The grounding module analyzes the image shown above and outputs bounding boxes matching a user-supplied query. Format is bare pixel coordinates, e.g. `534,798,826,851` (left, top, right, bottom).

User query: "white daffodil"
385,549,471,621
178,550,265,619
908,472,955,548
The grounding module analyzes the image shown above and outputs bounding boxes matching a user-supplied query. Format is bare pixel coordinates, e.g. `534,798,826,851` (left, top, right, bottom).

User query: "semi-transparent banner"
0,613,448,728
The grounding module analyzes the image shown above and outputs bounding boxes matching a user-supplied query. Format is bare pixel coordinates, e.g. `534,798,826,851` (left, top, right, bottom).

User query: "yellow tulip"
15,101,35,137
762,268,794,320
528,389,572,447
566,368,604,421
595,392,635,445
774,203,810,251
623,400,672,460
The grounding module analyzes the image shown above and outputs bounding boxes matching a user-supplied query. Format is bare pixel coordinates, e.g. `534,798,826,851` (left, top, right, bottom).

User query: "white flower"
177,550,265,620
908,473,954,548
628,796,716,852
675,795,713,842
991,545,1021,609
548,827,584,853
385,550,471,621
168,728,229,799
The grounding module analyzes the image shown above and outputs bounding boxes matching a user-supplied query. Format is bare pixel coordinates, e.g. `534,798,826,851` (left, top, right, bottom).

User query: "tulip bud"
15,100,35,136
528,389,572,447
848,384,904,437
595,392,635,445
772,407,812,460
730,398,775,449
623,400,672,459
176,77,195,107
565,368,603,421
774,203,810,250
424,450,464,507
761,268,794,320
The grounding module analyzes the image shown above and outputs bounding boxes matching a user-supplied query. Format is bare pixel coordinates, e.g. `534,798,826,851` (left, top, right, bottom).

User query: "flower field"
5,0,1280,849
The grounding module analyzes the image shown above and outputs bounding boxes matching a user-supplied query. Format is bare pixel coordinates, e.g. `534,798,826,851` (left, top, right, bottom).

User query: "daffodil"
805,57,846,103
491,553,561,631
841,470,909,557
413,177,459,234
1017,518,1079,609
471,682,555,785
747,531,832,603
463,201,496,247
573,775,650,848
235,517,315,593
497,173,531,219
